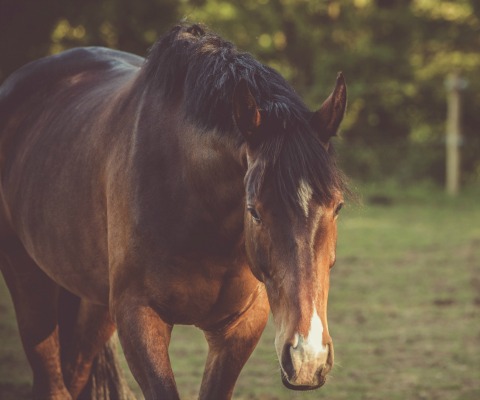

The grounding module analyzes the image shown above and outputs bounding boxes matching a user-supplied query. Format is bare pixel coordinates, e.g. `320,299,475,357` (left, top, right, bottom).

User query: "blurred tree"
181,0,480,183
0,0,63,81
0,0,180,80
409,0,480,184
0,0,479,184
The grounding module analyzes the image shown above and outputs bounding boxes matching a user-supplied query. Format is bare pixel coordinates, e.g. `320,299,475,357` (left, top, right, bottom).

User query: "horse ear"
232,79,262,142
311,72,347,145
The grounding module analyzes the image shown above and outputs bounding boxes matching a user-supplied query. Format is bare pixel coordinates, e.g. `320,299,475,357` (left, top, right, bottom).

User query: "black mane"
143,24,347,207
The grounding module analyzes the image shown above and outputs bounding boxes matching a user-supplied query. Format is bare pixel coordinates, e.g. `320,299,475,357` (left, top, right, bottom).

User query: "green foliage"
0,0,479,185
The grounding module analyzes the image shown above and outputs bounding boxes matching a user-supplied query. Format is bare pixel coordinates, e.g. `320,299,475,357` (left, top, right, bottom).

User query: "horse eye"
247,206,261,223
335,202,344,215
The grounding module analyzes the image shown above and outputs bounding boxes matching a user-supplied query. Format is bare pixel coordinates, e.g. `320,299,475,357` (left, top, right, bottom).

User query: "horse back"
0,46,144,169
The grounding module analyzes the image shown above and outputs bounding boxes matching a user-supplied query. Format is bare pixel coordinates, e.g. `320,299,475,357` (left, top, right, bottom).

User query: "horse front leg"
113,299,179,400
199,288,270,400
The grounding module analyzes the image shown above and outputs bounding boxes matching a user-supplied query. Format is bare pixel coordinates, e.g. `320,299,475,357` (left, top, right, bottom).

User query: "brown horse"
0,24,348,399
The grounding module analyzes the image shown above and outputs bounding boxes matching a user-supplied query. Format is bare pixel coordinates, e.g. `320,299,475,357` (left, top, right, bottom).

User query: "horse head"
233,73,347,389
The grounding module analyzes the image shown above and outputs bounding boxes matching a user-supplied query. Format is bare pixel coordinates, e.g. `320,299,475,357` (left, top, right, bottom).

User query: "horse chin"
280,371,326,391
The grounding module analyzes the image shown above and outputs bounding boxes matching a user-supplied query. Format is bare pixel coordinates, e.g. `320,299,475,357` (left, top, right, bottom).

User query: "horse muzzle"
279,336,334,390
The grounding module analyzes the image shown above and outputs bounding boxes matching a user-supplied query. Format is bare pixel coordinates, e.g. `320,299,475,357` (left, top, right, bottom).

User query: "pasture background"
1,184,479,399
1,0,480,399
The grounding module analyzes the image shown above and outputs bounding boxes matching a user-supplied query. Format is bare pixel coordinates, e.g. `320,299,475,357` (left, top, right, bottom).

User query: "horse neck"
127,97,248,256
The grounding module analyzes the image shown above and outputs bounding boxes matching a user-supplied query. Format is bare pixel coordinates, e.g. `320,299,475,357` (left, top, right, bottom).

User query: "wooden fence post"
445,72,466,196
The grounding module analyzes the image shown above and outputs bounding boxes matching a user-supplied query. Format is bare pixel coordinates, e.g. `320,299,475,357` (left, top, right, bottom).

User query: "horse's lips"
280,369,326,391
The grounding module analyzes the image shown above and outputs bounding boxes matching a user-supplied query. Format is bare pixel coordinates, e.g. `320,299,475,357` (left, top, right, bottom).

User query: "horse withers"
0,24,348,399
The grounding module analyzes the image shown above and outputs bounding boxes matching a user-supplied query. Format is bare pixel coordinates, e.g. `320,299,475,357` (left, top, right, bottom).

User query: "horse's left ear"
311,72,347,145
232,79,262,143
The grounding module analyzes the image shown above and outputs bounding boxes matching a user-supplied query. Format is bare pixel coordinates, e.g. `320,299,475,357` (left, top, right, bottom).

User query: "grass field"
1,183,479,399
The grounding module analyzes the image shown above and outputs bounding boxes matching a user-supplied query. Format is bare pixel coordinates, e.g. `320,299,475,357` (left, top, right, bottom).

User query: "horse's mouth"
280,370,326,391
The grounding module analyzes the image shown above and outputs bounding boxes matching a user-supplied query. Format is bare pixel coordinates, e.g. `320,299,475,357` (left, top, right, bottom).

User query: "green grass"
1,184,479,399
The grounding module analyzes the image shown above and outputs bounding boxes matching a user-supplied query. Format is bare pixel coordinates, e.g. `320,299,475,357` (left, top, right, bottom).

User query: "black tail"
78,336,136,400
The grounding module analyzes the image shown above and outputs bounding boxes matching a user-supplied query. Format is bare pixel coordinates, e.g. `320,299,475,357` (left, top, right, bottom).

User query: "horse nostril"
281,344,295,380
325,341,334,372
316,368,327,386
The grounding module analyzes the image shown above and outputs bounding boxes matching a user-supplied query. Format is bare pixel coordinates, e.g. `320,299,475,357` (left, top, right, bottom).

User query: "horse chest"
143,259,261,327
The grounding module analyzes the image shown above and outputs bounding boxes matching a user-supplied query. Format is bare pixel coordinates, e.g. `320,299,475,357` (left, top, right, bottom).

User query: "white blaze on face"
291,304,328,355
297,178,313,218
305,305,328,354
